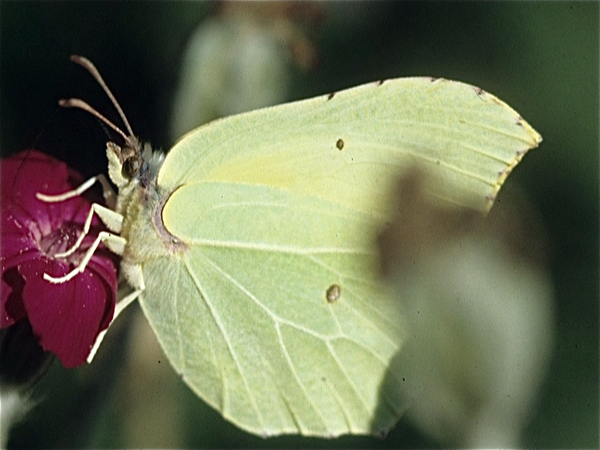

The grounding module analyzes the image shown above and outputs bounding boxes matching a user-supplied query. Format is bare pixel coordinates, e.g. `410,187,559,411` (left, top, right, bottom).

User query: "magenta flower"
1,150,118,368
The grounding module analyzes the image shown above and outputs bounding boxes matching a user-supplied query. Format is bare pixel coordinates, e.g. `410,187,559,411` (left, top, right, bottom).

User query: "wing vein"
173,259,185,369
197,252,332,340
326,341,372,415
189,240,372,256
182,256,266,428
276,322,329,429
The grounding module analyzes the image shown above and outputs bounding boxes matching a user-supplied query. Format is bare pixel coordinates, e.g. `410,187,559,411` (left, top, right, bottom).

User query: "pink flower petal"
19,256,116,368
1,151,90,235
1,266,27,327
2,150,119,367
1,213,38,326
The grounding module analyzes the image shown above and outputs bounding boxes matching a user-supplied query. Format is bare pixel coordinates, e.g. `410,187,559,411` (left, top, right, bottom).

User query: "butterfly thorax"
107,141,185,270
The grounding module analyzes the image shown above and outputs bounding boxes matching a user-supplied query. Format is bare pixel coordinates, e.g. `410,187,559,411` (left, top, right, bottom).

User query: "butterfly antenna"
67,55,136,141
58,97,133,145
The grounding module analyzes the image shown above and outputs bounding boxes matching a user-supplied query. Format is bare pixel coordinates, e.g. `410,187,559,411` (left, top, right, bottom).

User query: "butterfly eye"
122,155,142,179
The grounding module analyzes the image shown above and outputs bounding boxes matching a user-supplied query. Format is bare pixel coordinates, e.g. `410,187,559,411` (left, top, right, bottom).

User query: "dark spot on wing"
336,138,344,150
327,92,335,100
326,284,341,303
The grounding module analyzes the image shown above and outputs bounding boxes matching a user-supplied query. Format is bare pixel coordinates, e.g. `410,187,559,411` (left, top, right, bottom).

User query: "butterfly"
39,55,541,437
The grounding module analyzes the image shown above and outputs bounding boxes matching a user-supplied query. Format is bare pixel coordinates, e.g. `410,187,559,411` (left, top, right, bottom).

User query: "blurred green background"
1,2,597,448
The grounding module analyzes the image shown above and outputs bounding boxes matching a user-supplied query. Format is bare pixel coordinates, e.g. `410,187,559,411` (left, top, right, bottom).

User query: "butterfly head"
106,138,164,192
61,55,165,190
119,140,164,189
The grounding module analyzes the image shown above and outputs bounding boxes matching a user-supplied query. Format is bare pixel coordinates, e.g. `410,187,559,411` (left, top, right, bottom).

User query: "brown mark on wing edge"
474,86,486,99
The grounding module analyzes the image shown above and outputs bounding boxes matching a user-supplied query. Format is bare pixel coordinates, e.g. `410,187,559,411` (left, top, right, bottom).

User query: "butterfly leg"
37,173,122,258
43,231,126,284
52,203,123,258
36,173,117,208
86,280,143,363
